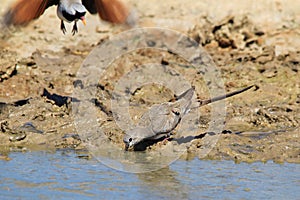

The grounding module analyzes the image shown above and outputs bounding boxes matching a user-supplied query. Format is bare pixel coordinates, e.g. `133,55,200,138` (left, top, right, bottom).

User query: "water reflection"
137,167,189,199
88,141,185,173
0,150,299,199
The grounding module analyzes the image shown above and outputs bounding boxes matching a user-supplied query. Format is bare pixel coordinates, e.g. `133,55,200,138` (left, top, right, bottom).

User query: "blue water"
0,150,299,199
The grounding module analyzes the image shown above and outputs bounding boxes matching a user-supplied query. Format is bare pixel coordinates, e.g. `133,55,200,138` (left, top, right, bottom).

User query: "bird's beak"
125,143,129,151
80,17,86,26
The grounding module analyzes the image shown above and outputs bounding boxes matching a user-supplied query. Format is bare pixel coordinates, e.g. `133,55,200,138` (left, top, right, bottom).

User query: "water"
0,150,299,200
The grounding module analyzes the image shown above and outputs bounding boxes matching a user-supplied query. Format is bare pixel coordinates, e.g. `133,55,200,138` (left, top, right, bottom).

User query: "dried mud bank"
0,13,299,163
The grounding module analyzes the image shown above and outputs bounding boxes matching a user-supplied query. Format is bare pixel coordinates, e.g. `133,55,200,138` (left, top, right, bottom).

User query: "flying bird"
3,0,131,35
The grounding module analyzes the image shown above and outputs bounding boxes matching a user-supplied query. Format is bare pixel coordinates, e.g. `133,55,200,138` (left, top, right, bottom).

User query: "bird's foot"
162,137,169,145
72,22,78,36
60,20,67,34
159,135,172,146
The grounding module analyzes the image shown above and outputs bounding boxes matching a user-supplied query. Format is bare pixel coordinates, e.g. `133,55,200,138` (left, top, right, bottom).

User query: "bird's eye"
129,138,132,142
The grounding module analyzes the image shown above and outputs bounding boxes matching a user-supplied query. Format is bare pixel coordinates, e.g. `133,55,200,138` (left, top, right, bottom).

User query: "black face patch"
62,10,86,22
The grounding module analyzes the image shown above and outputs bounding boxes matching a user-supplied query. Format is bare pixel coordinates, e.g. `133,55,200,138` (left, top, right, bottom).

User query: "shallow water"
0,150,299,200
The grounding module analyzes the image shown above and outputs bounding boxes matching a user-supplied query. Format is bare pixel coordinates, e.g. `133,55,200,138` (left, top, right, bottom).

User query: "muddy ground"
0,0,299,163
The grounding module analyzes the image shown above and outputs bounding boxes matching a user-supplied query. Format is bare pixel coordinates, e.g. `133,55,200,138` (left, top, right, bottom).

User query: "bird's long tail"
198,85,259,107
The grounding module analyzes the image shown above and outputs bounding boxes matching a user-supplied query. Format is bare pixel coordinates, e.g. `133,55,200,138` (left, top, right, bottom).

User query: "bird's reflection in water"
88,140,176,171
90,139,190,198
137,166,190,199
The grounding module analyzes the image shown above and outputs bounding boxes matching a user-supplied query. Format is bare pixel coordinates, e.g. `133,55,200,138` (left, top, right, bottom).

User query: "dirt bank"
0,0,299,163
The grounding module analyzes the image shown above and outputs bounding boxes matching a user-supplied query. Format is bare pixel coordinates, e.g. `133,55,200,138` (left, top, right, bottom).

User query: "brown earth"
0,0,299,163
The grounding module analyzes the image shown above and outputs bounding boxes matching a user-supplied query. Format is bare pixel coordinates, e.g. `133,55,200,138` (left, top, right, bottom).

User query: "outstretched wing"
83,0,129,23
3,0,58,26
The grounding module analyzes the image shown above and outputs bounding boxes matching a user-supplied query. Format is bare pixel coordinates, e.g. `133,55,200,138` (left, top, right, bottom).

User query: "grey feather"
123,85,256,150
123,88,195,150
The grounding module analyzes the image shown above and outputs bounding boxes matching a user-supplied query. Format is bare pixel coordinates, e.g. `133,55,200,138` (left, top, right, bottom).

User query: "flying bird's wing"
83,0,129,23
82,0,97,14
4,0,58,26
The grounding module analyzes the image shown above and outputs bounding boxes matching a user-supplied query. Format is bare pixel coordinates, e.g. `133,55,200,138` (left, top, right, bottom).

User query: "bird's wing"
149,103,180,134
82,0,97,14
83,0,129,23
3,0,58,26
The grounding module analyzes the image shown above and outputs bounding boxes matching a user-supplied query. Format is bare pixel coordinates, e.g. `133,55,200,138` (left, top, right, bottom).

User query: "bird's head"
73,3,86,25
61,3,86,25
123,127,149,150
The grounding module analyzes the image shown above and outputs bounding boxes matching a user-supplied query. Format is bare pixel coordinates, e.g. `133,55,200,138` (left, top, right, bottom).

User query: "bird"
123,87,195,150
3,0,131,35
123,85,257,151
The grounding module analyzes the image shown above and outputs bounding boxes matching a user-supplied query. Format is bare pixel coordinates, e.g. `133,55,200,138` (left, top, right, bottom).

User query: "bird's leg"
60,20,67,34
159,133,173,145
72,21,78,35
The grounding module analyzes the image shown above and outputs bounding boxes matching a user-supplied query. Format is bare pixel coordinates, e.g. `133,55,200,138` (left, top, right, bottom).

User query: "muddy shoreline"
0,1,299,163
